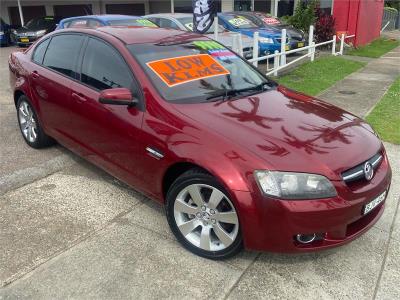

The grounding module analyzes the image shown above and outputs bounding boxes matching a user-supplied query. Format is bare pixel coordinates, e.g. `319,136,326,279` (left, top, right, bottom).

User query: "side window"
43,34,84,78
32,38,50,64
81,38,136,93
159,18,179,29
147,17,160,27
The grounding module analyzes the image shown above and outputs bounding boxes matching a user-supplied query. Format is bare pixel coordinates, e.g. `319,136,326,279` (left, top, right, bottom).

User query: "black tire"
17,95,55,149
166,169,243,260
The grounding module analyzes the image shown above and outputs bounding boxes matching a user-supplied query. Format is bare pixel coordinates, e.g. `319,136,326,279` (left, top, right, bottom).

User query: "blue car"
0,18,12,46
218,13,287,55
56,14,157,30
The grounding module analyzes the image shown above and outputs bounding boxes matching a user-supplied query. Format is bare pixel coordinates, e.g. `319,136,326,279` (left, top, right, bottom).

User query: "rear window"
257,14,281,25
128,40,270,104
108,19,157,27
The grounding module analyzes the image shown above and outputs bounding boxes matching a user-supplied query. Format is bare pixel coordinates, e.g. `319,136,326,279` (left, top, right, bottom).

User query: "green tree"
288,0,319,33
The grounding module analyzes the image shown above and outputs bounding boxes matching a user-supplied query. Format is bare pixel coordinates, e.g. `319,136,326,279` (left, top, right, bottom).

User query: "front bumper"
16,35,39,47
234,154,392,253
259,43,281,55
290,40,306,49
259,41,306,55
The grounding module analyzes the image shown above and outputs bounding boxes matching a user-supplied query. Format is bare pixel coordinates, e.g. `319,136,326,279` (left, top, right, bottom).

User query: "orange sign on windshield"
146,54,230,87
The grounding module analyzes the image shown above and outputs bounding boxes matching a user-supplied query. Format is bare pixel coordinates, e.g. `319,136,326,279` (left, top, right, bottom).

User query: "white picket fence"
211,18,355,77
247,27,355,76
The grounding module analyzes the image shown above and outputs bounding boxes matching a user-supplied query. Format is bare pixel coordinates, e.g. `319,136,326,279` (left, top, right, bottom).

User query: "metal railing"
381,7,399,31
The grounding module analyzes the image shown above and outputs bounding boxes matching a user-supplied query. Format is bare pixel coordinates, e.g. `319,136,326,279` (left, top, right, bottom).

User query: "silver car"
144,13,254,59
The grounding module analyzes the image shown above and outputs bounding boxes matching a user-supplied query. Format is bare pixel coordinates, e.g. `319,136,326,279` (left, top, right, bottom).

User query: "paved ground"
0,41,399,299
0,47,76,195
319,45,400,118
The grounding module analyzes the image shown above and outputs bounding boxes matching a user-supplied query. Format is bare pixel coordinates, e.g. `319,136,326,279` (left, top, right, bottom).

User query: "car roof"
235,11,275,17
60,14,142,23
62,26,207,44
145,13,192,19
219,12,252,17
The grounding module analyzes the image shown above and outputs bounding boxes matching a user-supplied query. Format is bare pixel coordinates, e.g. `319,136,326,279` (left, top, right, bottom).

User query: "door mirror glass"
99,88,136,105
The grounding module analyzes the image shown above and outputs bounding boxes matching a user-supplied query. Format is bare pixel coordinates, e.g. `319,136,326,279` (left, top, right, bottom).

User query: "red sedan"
9,26,391,259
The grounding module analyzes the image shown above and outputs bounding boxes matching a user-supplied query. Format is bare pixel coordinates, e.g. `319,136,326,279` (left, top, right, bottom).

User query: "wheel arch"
161,158,250,202
162,162,212,200
14,90,25,107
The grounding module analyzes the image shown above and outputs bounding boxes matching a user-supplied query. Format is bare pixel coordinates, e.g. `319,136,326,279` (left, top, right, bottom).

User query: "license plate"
297,42,304,48
363,191,386,215
20,38,29,43
285,45,290,51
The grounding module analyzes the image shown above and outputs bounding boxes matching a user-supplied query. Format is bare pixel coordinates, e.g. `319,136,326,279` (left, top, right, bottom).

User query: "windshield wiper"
205,82,269,102
234,82,270,94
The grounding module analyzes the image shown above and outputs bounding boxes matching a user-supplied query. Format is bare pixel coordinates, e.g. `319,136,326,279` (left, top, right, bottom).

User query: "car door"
30,33,85,140
68,37,146,187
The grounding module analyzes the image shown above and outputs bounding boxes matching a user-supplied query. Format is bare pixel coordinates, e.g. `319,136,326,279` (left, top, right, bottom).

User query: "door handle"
71,92,87,103
32,71,40,79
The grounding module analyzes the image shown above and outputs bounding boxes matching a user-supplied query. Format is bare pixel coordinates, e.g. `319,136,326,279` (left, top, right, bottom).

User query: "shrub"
287,0,319,33
385,0,400,12
279,15,291,25
314,7,336,43
384,6,398,14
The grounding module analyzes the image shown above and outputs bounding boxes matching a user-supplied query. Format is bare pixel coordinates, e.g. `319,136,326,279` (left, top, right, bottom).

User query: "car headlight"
254,171,337,199
0,31,4,35
35,30,47,36
258,37,274,44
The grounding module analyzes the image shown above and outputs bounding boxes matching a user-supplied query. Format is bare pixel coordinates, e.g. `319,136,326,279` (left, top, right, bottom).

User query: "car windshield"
108,19,157,27
177,17,225,33
223,15,258,29
128,40,271,104
256,14,281,25
25,17,55,30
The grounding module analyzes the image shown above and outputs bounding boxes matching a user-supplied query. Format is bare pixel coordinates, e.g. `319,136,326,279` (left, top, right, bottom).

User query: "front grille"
341,153,382,183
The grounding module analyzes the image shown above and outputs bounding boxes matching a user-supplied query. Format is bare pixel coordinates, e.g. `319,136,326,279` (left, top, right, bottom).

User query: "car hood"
273,25,304,40
238,28,281,39
173,86,381,180
15,27,33,34
15,27,45,34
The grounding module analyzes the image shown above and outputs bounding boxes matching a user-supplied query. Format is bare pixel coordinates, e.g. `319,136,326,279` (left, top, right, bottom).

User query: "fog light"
296,233,317,244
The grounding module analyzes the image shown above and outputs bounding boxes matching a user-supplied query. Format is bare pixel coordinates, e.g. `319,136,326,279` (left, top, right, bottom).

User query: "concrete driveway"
0,45,399,299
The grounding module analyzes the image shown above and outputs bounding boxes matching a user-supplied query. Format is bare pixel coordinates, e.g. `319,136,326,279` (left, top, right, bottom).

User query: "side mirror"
99,88,137,106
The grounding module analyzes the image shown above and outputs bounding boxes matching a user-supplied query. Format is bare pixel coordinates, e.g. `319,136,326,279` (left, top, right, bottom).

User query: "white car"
144,13,254,59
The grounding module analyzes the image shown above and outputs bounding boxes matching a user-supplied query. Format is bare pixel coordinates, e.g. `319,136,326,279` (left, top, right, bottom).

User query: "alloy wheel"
18,100,38,143
173,184,239,252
